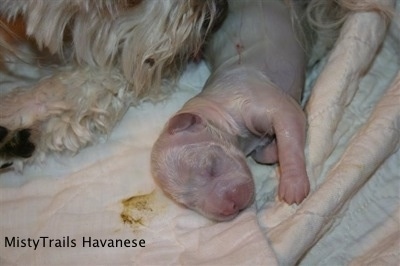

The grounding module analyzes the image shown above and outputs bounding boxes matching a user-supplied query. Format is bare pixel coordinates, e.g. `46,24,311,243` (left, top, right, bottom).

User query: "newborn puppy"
151,0,310,221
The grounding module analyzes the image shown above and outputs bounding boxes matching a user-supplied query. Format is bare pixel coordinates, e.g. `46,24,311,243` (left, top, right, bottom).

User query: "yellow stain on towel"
120,190,166,232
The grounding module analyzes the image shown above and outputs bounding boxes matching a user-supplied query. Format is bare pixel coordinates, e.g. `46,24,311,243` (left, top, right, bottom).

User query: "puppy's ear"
167,113,205,134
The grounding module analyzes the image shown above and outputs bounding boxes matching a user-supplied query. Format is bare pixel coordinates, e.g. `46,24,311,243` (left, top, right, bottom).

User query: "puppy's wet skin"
151,0,310,221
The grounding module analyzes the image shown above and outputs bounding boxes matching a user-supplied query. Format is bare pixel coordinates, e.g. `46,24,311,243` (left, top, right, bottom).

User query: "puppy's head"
151,112,254,222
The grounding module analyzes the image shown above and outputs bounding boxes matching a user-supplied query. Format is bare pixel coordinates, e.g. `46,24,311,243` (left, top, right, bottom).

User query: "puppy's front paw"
278,174,310,205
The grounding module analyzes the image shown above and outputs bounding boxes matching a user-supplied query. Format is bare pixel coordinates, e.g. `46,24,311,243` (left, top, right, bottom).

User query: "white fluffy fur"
0,0,221,94
0,0,226,170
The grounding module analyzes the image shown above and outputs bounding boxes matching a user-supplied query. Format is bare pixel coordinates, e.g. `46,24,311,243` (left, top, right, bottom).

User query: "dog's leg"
0,67,132,170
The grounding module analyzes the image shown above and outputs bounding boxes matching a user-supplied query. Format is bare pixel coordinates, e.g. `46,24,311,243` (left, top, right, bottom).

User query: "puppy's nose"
220,182,253,216
219,201,238,216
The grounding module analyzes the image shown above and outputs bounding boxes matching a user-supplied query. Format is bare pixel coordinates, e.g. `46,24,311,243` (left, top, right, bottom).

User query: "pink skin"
151,0,310,221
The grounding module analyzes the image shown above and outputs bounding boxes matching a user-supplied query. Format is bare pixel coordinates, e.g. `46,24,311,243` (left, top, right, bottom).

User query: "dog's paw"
0,127,36,159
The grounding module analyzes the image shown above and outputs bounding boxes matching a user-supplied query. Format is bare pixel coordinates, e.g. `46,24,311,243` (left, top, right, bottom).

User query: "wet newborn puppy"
151,0,310,221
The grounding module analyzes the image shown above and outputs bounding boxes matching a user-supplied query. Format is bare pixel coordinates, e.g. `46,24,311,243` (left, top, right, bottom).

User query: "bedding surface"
1,2,399,265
